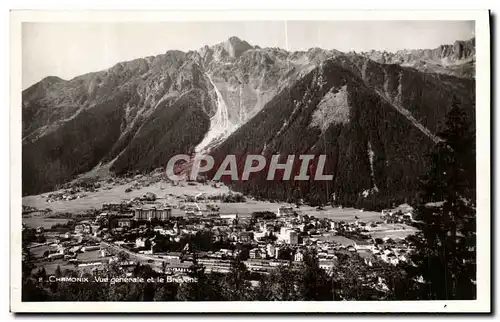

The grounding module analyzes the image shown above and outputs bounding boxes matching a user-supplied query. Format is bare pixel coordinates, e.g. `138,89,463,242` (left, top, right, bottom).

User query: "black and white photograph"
10,10,491,313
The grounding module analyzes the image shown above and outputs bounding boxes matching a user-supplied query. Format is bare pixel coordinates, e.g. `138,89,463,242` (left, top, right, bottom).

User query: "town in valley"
22,171,420,296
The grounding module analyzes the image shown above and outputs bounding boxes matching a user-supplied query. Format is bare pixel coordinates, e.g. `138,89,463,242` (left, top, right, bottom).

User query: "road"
93,238,194,273
87,234,170,263
90,236,278,274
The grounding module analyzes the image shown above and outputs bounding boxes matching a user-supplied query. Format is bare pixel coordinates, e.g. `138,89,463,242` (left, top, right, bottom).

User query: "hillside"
22,36,475,207
210,56,475,207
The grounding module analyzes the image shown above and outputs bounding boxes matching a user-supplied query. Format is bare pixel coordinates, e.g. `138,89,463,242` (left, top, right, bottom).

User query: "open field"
22,181,230,213
366,222,418,239
28,244,55,258
23,217,70,229
30,249,110,275
317,234,357,246
295,206,382,222
77,250,103,261
369,228,418,240
216,203,382,223
31,261,77,275
22,179,383,224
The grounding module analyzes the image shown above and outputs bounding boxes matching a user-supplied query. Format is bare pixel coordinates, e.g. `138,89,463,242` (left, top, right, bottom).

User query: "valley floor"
22,179,383,220
22,178,416,240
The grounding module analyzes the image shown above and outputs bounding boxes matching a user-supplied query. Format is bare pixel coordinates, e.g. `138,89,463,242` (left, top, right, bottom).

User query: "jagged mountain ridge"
361,38,475,78
22,36,475,202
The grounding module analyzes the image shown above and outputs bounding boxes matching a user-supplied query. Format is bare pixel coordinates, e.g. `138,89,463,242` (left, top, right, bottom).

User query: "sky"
22,20,475,89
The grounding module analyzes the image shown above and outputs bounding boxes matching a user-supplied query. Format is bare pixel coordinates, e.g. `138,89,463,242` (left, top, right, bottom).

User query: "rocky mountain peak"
451,37,475,60
360,37,475,78
194,36,253,63
220,36,253,58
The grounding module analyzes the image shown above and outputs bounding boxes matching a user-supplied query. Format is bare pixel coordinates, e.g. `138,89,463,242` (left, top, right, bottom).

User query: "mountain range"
22,36,475,208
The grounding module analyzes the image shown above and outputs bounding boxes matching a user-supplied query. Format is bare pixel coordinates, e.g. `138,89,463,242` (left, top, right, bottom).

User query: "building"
277,207,295,217
183,204,202,216
256,221,266,232
212,230,228,243
318,260,336,271
74,225,84,234
238,232,254,243
82,245,100,252
354,240,375,251
164,252,181,260
383,253,399,266
83,225,93,234
330,221,342,230
275,246,282,259
266,244,276,258
91,224,101,234
102,202,130,212
294,250,304,262
116,217,132,228
47,253,64,260
135,237,147,248
220,214,238,225
278,228,299,244
253,230,267,241
74,223,92,235
201,209,220,217
249,248,262,259
55,243,65,253
220,214,238,220
69,245,81,253
134,207,172,221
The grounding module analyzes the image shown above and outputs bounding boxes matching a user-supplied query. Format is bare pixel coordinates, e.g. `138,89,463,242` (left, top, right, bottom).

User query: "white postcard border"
10,9,491,313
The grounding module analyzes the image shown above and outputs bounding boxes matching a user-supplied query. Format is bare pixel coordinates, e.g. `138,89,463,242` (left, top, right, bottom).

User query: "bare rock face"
361,38,475,78
211,55,474,206
222,36,253,58
22,36,475,203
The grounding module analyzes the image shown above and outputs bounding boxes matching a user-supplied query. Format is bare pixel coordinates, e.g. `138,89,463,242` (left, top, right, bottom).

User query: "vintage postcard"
10,10,490,313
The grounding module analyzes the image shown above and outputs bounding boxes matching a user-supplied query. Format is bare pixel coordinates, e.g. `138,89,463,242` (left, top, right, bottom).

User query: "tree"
329,253,385,300
295,249,332,300
142,192,157,201
160,261,168,275
54,265,63,278
267,261,299,300
408,98,476,300
34,267,47,281
221,256,252,300
153,282,179,301
117,251,130,263
22,246,35,280
22,278,49,301
125,264,156,301
176,251,212,301
36,234,46,243
252,276,274,300
22,228,37,244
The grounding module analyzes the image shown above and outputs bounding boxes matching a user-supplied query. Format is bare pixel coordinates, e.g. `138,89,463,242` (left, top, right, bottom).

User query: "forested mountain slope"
22,36,475,204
